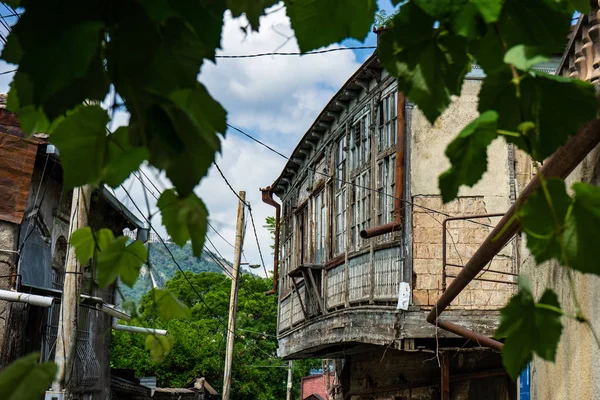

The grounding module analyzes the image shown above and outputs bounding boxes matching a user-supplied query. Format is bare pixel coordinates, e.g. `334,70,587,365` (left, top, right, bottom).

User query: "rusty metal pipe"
437,320,504,351
261,186,281,295
360,221,402,239
428,120,600,327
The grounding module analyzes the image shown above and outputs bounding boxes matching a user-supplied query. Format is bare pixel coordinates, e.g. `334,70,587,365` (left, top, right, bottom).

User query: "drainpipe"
111,318,168,336
360,93,407,239
0,289,54,307
260,186,280,295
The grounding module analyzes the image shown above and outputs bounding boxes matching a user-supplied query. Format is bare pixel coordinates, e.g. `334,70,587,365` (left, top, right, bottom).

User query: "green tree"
113,271,319,399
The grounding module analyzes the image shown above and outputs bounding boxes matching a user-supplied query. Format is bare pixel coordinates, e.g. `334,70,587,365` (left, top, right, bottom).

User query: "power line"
0,68,16,75
215,46,376,59
213,162,269,278
117,184,276,357
226,122,496,229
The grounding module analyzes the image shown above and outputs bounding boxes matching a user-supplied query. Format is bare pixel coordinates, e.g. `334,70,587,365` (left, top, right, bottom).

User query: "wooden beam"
441,352,450,400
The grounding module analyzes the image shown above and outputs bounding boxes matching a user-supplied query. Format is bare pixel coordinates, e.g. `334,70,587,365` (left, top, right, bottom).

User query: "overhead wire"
213,162,269,278
225,122,496,229
117,184,277,359
214,46,377,59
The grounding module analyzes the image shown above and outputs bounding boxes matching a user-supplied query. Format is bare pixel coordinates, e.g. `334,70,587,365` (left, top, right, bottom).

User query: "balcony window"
314,191,325,264
378,91,397,152
377,156,396,225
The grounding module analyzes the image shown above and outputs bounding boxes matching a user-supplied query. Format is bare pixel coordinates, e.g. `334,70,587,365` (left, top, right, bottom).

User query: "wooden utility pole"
52,185,92,393
286,360,293,400
222,191,246,400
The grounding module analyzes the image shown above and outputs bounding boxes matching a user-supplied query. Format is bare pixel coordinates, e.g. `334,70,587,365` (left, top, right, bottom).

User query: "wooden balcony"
558,7,600,80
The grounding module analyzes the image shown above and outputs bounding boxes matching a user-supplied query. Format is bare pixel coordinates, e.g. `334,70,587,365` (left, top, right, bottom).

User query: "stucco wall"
520,144,600,399
409,79,515,309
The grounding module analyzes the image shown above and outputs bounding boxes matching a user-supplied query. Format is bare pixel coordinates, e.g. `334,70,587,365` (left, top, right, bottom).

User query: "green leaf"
496,277,563,379
228,0,279,30
70,227,115,266
567,0,589,13
158,189,208,257
439,111,498,202
104,127,149,188
379,2,471,123
504,45,550,70
563,183,600,275
0,353,57,400
145,334,175,363
519,178,572,264
473,0,504,23
154,288,191,320
451,3,487,39
498,0,570,57
50,105,109,188
97,237,147,288
479,69,597,160
142,0,227,62
285,0,377,53
4,9,109,118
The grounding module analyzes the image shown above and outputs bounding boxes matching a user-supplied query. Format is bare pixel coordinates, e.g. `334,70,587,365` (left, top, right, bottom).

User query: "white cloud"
200,6,363,150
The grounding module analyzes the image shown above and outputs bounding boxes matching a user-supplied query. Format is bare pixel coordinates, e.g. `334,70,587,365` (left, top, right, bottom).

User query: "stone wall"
409,80,515,310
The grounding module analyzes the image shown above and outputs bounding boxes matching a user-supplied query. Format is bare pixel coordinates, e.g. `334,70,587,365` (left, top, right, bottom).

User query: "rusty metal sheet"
0,131,39,224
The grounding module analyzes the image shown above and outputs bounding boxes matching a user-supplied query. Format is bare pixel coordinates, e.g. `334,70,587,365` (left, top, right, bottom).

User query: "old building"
0,96,144,399
261,45,560,397
515,9,600,400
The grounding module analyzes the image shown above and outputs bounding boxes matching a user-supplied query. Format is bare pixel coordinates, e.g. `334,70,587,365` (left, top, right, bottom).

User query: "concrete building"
260,48,536,399
0,97,145,400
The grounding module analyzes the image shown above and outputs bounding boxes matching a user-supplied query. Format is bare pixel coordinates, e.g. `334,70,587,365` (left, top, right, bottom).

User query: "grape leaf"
228,0,279,30
567,0,589,13
51,106,148,189
70,227,115,266
496,276,563,379
142,0,227,62
479,69,597,160
96,236,147,288
504,45,550,70
50,105,109,188
154,288,191,321
3,5,109,118
563,183,600,275
473,0,504,23
379,2,470,124
519,178,572,264
451,3,487,39
439,111,498,202
285,0,377,53
158,189,208,257
499,0,570,57
104,127,149,188
0,353,57,400
145,334,175,363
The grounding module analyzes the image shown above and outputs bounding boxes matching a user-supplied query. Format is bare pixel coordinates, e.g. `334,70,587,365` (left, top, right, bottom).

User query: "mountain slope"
121,241,232,302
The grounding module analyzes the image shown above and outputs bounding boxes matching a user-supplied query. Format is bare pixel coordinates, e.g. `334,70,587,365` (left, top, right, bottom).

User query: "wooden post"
52,185,92,393
441,352,450,400
222,191,246,400
286,360,293,400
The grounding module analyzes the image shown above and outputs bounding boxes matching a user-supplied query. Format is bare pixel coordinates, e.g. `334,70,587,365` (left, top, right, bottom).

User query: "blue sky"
0,1,399,275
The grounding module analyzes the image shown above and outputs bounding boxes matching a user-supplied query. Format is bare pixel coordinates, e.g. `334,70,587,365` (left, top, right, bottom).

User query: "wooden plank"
307,268,326,315
441,352,450,400
291,277,308,321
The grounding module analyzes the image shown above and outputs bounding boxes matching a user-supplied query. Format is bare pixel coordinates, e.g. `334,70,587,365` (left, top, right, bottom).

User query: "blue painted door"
520,363,531,400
